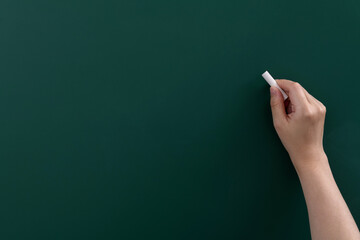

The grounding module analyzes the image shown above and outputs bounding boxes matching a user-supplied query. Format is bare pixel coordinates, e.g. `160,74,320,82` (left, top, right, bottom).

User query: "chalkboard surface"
1,1,360,239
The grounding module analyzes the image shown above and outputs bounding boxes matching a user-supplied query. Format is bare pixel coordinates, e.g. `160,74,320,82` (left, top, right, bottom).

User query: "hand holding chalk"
268,79,327,170
262,71,288,100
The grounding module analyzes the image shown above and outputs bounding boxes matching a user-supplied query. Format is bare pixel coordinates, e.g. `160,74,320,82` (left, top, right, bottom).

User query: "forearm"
294,153,360,240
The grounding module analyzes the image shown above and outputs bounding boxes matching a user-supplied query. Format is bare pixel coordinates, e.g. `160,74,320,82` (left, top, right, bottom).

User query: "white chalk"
262,71,288,100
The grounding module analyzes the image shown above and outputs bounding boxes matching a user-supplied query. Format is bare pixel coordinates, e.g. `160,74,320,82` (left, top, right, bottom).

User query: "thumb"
270,86,286,126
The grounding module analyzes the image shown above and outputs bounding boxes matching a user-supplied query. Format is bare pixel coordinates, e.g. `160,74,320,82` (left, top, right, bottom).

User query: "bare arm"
269,80,360,240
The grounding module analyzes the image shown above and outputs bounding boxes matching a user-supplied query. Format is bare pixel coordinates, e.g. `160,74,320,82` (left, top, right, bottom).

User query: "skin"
269,80,360,240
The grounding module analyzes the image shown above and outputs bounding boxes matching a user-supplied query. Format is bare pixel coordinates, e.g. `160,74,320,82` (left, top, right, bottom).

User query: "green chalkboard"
1,1,359,239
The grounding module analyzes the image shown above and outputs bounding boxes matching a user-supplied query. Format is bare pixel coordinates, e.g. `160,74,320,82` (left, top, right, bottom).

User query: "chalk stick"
262,71,288,100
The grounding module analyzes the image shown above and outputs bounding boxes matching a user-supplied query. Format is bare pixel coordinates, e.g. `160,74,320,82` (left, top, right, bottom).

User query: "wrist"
290,150,329,176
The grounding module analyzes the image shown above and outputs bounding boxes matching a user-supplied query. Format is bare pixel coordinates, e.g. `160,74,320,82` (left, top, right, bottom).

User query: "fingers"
302,87,322,105
276,80,310,108
270,86,287,128
302,87,327,114
276,79,326,117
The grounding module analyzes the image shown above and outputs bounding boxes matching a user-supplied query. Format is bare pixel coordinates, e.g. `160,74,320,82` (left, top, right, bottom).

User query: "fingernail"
270,87,277,97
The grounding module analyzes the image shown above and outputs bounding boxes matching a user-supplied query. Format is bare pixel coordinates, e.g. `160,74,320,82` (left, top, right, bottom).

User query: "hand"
269,80,327,171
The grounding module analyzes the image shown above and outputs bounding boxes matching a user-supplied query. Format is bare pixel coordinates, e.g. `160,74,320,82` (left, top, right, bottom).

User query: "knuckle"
320,104,327,114
315,104,326,117
293,82,302,89
303,108,316,120
303,105,327,120
290,82,303,93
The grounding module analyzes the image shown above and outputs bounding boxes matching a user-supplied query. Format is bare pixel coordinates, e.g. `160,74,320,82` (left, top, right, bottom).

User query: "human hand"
269,80,327,171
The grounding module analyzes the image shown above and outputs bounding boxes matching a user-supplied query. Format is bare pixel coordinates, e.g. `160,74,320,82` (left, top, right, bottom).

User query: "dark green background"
1,0,359,239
